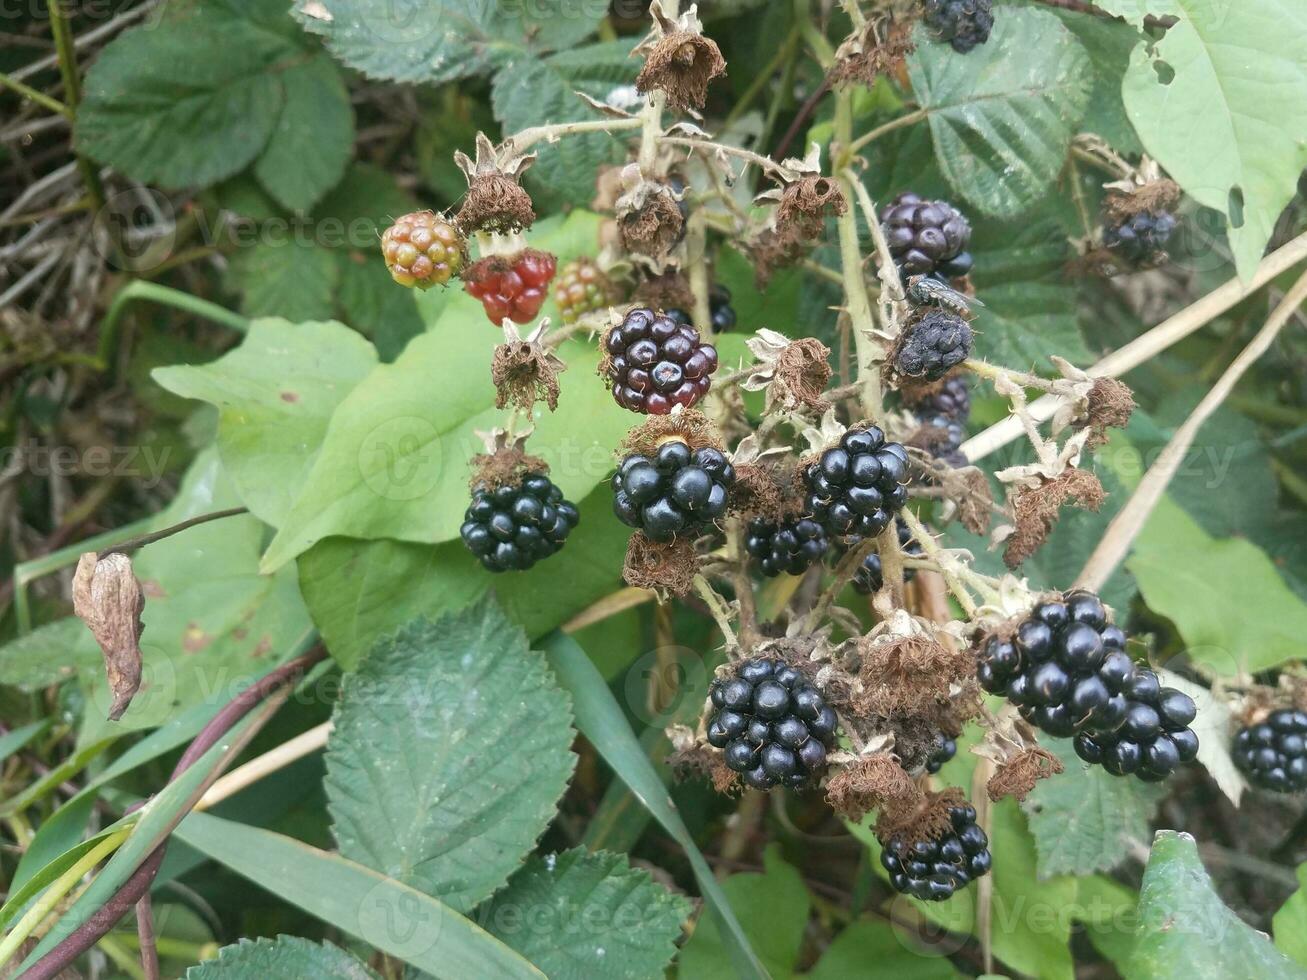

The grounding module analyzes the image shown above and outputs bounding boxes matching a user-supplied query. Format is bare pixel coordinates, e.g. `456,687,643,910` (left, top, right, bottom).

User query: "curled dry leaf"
72,551,145,721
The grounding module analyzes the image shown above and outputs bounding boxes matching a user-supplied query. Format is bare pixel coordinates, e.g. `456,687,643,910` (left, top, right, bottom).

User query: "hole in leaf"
1228,186,1245,229
1152,59,1175,85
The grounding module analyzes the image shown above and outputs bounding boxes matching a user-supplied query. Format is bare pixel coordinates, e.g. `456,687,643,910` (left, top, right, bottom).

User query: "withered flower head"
986,746,1064,802
831,15,917,88
617,173,686,260
634,3,726,113
469,427,550,493
825,753,921,822
741,329,831,413
73,551,145,721
1003,468,1106,569
622,532,698,597
491,319,566,415
454,133,537,234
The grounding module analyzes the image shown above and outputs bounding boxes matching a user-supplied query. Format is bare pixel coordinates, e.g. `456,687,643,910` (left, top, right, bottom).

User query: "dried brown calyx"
469,429,549,493
634,4,726,113
620,407,722,459
632,270,696,312
875,786,968,845
746,224,810,288
1003,467,1106,569
73,551,145,721
776,174,847,241
1103,177,1181,222
454,133,537,234
986,746,1064,802
617,177,685,260
825,753,921,822
831,14,917,88
853,620,975,719
491,320,566,415
622,532,698,597
741,330,831,414
666,725,741,794
1085,378,1136,447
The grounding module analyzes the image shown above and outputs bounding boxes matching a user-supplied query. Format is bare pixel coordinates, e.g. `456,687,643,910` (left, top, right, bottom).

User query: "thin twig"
98,507,248,559
694,574,740,651
847,108,928,156
1075,268,1307,592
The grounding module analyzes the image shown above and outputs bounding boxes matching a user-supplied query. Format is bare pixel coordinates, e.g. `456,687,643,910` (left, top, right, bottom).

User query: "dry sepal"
634,2,727,113
741,329,832,415
490,319,566,415
454,132,537,234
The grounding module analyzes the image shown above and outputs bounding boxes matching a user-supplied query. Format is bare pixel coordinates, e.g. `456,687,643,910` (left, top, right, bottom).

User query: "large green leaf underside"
153,319,378,528
908,7,1092,217
1127,831,1307,979
1106,0,1307,280
480,848,690,979
324,598,575,913
187,936,378,979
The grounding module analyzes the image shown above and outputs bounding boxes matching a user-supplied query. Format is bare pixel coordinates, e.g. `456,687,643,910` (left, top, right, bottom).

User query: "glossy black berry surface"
880,804,991,901
666,283,738,334
612,441,734,542
926,736,957,774
1232,709,1307,793
923,0,995,53
1073,670,1199,782
803,425,911,540
746,516,829,577
707,658,838,789
896,311,973,382
460,472,579,572
1104,210,1177,264
846,518,923,595
916,375,971,422
880,192,973,281
604,307,718,415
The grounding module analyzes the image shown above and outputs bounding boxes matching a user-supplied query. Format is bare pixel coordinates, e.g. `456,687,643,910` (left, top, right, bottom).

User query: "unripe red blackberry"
460,472,579,572
464,249,557,324
380,211,466,288
745,516,829,577
611,440,734,542
880,803,991,901
552,257,614,323
803,425,911,540
707,657,838,789
1231,709,1307,793
603,307,719,415
880,193,973,281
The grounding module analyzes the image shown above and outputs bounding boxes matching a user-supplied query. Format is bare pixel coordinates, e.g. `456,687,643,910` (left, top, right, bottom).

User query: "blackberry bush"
460,472,579,572
880,192,973,281
707,658,839,789
803,425,911,539
612,440,734,541
880,803,992,901
1231,709,1307,793
603,307,719,414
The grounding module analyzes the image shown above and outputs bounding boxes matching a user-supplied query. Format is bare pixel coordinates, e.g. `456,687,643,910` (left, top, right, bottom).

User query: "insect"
905,275,983,317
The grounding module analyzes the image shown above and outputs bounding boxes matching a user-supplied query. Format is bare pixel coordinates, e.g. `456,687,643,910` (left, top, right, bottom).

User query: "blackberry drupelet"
612,440,734,542
464,249,557,324
1231,709,1307,793
925,736,957,774
707,658,838,789
847,518,923,595
880,192,973,281
460,472,579,572
380,211,465,289
915,374,971,422
896,311,973,382
552,257,612,323
923,0,995,53
604,307,719,414
745,516,829,577
803,425,911,540
880,803,991,901
1073,671,1199,782
1103,210,1178,264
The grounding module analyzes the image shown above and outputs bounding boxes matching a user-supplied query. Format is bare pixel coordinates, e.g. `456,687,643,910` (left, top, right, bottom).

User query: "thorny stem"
848,174,907,309
964,358,1061,394
687,206,713,329
660,137,794,181
503,116,643,158
834,171,883,417
45,0,105,213
897,509,981,617
728,521,761,649
0,69,71,117
804,535,879,632
1074,268,1307,592
876,519,906,610
694,574,739,651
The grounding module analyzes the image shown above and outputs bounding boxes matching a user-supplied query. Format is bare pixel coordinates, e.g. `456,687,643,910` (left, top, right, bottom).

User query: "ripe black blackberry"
925,735,957,774
460,473,579,572
666,284,737,334
707,658,838,789
880,803,991,901
923,0,995,53
745,516,829,577
977,590,1137,739
880,192,973,281
1073,671,1199,782
846,518,923,595
803,425,911,540
1103,210,1178,264
895,311,973,382
917,413,968,469
612,440,734,542
603,307,719,415
914,374,971,422
1232,709,1307,793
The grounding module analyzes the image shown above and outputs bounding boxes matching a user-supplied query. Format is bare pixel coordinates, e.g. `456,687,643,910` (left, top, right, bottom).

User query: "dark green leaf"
225,238,340,322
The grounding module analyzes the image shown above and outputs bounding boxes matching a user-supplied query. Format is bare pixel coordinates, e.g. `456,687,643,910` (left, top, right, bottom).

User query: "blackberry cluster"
925,736,957,774
604,307,719,414
923,0,995,53
552,258,612,323
803,425,911,539
1073,673,1199,782
666,284,738,334
1231,710,1307,793
464,250,557,324
460,473,579,572
707,658,838,789
896,311,973,382
880,803,991,901
880,193,973,282
847,518,923,595
380,211,465,289
612,441,734,542
910,375,970,469
745,516,829,577
915,374,971,421
1103,211,1178,264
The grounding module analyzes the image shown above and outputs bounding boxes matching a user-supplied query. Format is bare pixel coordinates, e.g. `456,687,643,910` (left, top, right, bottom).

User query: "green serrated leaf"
1024,738,1164,877
491,43,638,208
187,936,378,979
908,8,1092,217
254,54,355,213
1127,831,1307,979
479,848,689,979
226,238,340,322
324,599,576,913
1113,0,1307,280
0,618,100,691
76,3,301,189
335,253,427,360
153,319,378,527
